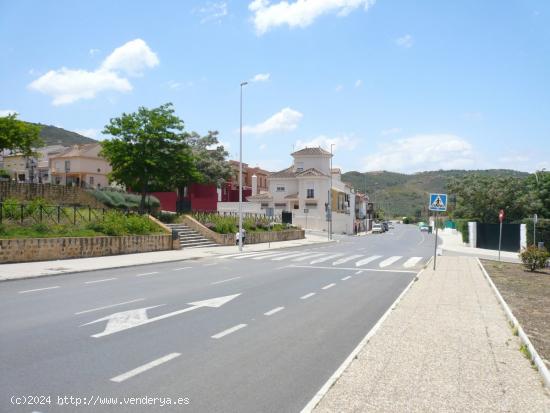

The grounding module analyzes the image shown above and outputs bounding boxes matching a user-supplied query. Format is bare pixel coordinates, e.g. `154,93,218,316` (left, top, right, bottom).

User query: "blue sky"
1,0,549,173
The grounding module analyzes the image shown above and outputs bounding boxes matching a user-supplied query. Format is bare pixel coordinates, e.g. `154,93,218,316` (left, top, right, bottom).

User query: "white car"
372,223,383,233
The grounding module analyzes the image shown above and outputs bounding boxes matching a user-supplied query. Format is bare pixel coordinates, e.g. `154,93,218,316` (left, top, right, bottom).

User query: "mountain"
342,169,529,218
32,123,97,146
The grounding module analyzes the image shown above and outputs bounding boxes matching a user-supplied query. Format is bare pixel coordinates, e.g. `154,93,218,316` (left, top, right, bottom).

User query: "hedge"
88,190,160,210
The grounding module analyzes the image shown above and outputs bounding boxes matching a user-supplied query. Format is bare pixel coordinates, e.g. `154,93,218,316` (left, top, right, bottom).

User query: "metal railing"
0,202,107,225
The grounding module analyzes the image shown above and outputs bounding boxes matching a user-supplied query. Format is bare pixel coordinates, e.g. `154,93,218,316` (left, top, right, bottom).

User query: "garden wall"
0,234,173,264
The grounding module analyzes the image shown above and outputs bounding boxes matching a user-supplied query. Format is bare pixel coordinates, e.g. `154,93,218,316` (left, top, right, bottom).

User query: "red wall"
188,183,218,212
150,191,177,212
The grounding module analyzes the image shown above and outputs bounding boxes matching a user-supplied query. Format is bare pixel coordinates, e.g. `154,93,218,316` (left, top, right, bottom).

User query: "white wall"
292,154,330,175
217,202,263,214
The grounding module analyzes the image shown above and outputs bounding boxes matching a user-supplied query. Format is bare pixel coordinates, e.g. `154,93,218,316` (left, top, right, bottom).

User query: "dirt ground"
481,259,550,370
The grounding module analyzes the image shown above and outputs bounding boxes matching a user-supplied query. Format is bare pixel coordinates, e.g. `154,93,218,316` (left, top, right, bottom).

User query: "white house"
247,147,356,234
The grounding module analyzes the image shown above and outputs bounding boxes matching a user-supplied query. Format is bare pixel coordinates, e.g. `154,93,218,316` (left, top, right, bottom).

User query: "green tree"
524,171,550,218
0,114,43,155
187,130,232,186
101,103,199,213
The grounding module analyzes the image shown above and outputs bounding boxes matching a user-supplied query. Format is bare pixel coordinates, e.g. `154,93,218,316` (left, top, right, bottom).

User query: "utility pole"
238,81,248,252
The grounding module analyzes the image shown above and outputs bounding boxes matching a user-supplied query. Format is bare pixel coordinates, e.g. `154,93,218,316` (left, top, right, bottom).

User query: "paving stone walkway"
314,256,550,413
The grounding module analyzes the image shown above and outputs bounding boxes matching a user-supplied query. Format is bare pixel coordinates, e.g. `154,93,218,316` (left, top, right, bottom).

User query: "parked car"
419,223,430,232
372,223,383,233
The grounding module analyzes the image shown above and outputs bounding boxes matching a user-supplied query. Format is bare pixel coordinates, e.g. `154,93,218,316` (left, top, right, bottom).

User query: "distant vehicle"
382,222,389,232
389,222,395,229
419,224,430,232
372,223,383,233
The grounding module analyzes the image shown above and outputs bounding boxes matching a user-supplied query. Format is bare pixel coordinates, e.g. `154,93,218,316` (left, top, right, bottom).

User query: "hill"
32,123,97,146
342,169,529,218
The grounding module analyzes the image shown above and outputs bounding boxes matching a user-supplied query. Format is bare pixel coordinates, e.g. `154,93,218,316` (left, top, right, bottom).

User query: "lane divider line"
322,283,336,290
18,286,60,294
172,267,192,271
75,298,145,315
211,276,241,285
341,276,352,281
300,293,316,300
110,353,181,383
136,272,159,277
264,306,285,316
212,324,248,339
84,278,117,285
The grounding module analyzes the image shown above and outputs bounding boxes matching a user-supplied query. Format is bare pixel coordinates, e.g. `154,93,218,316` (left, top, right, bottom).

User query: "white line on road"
300,293,316,300
172,267,192,271
355,255,382,267
292,253,324,262
136,272,159,277
84,278,117,285
264,306,285,316
75,298,145,315
379,256,402,268
271,252,313,261
211,276,241,285
211,323,247,339
203,263,218,267
332,255,363,266
310,253,345,264
341,276,352,281
110,353,181,383
355,271,363,275
403,257,423,268
18,286,60,294
250,252,287,260
292,265,416,274
322,283,336,290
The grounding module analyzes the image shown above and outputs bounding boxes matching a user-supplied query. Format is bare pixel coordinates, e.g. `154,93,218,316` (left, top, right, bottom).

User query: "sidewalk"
313,256,550,412
0,231,333,282
439,229,521,263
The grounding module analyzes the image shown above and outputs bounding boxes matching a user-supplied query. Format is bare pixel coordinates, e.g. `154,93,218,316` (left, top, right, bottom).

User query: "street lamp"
238,81,248,252
330,143,334,240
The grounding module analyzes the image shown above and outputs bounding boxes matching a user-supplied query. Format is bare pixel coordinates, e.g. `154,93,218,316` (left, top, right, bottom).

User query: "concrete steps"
166,223,219,248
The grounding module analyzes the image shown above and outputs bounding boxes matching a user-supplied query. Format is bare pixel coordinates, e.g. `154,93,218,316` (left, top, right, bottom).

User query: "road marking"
292,265,416,274
18,286,60,294
355,255,382,266
264,306,285,316
84,278,117,285
136,271,159,277
379,256,402,268
211,323,247,339
172,267,192,271
203,263,218,267
110,353,181,383
341,276,352,281
310,253,344,264
271,252,313,261
250,252,287,260
355,271,363,275
292,253,325,262
322,283,336,290
332,254,363,266
300,293,316,300
211,276,241,285
75,298,146,315
86,294,241,338
403,257,423,268
233,252,273,260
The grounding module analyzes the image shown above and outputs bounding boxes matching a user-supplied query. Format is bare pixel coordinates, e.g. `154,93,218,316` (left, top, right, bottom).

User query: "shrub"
455,219,470,244
126,215,155,235
0,168,10,178
31,223,49,234
155,211,178,224
2,198,20,220
519,245,550,272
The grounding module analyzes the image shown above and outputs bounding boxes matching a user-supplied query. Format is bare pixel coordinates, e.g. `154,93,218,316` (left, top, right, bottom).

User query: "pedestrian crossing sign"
429,193,447,212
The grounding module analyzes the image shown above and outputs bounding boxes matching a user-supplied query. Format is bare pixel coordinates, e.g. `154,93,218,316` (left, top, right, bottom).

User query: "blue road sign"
429,193,447,212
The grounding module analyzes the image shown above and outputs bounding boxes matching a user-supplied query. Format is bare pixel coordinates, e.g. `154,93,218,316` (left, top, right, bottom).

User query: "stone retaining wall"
0,234,173,264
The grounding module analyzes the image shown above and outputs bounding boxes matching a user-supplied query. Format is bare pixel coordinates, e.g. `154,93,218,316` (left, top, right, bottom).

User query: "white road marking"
264,306,285,316
136,271,159,277
355,255,382,267
355,271,363,275
172,267,192,271
300,293,316,300
291,253,325,262
250,252,287,260
341,276,352,281
86,294,241,338
211,276,241,285
18,286,60,294
379,256,402,268
271,252,313,261
203,263,218,267
75,298,145,315
110,353,181,383
211,323,247,339
322,283,336,290
84,278,117,285
233,252,273,260
292,265,416,274
403,257,423,268
332,255,363,266
310,253,345,264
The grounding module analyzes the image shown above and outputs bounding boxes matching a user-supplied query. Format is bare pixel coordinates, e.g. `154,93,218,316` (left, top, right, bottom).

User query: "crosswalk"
217,250,428,270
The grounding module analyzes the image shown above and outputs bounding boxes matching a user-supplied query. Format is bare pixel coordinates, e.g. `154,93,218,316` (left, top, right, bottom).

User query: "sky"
1,0,549,174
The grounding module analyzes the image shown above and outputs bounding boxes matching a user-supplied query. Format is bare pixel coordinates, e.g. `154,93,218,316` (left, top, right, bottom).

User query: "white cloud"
499,155,529,163
196,1,228,24
335,84,343,92
89,48,100,56
354,79,362,88
364,134,475,172
0,109,18,117
28,39,158,105
395,34,413,48
381,127,402,136
242,107,303,135
249,0,376,35
207,140,231,150
74,128,100,139
100,39,159,76
295,134,359,152
251,73,271,82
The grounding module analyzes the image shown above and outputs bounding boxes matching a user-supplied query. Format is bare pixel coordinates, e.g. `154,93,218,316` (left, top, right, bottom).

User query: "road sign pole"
498,222,502,261
533,214,537,246
433,211,438,270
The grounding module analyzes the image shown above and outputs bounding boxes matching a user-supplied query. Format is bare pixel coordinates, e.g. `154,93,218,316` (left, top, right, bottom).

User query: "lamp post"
330,143,334,240
239,81,248,252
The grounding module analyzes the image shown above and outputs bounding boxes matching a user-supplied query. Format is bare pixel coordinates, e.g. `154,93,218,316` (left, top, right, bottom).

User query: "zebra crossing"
217,250,428,270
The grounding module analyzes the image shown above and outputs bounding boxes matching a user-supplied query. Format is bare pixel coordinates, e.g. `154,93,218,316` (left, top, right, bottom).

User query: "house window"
274,203,286,208
89,176,94,186
296,162,304,172
64,160,70,172
276,186,285,192
307,188,314,198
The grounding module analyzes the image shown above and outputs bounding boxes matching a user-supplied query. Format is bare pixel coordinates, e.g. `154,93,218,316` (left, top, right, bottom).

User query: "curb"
477,258,550,388
300,258,433,413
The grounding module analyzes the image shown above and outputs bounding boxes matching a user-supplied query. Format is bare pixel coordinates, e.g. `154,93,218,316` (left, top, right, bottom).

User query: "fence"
193,210,282,223
0,202,107,226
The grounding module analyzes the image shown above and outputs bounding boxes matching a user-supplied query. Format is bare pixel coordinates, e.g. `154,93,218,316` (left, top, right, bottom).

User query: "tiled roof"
291,147,331,156
270,166,295,178
55,143,99,158
246,192,272,201
284,193,299,199
297,168,327,177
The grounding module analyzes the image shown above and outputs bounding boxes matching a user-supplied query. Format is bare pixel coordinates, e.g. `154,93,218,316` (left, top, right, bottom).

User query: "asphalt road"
0,223,435,413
